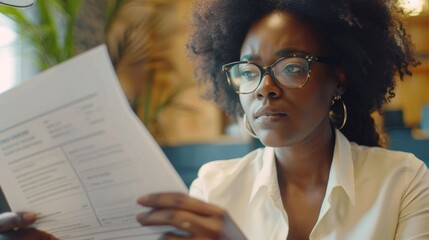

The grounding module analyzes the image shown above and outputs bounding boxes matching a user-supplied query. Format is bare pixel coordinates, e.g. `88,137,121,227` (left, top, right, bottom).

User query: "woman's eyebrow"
275,48,309,57
240,49,310,61
240,54,261,61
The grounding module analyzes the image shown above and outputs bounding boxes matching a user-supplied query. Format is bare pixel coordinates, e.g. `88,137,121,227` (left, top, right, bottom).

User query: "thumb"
0,212,36,232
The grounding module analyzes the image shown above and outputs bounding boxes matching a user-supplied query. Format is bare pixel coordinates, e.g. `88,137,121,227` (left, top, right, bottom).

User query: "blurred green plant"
0,0,82,70
106,0,197,143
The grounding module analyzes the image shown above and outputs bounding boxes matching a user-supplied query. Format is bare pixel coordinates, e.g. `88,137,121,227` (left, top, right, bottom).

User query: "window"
0,15,17,93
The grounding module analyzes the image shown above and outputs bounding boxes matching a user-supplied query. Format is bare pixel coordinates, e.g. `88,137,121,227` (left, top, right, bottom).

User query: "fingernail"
136,212,148,224
22,212,36,223
138,195,150,204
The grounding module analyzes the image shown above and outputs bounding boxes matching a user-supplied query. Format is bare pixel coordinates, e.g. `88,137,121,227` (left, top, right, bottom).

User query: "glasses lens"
228,63,261,93
273,57,309,88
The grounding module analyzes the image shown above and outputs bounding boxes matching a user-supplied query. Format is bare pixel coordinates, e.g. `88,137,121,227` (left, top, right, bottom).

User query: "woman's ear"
335,66,347,95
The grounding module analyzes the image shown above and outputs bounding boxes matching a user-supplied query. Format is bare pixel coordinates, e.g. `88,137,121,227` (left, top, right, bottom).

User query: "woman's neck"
274,126,335,189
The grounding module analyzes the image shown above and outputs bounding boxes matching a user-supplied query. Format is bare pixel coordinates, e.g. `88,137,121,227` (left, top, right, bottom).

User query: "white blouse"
189,130,429,240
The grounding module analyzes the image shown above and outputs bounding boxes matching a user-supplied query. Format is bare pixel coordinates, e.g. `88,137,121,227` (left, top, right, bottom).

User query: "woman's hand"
136,193,246,240
0,212,58,240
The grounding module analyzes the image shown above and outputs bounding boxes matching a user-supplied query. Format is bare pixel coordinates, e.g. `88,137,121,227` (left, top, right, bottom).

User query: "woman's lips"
254,108,288,124
255,113,288,123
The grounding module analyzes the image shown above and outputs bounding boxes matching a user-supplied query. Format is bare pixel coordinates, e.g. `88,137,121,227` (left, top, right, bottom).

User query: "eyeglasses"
222,54,335,94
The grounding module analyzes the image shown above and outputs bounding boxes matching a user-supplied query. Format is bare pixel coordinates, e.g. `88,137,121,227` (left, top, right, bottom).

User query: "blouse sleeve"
395,159,429,239
188,177,207,202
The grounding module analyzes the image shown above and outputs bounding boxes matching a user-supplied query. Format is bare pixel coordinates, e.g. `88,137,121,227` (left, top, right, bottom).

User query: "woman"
1,0,428,239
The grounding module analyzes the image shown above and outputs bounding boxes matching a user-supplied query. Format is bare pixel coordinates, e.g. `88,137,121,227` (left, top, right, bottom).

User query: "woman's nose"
255,73,281,99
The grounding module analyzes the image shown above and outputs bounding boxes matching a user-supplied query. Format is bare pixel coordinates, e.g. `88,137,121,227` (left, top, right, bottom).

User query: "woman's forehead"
240,11,328,60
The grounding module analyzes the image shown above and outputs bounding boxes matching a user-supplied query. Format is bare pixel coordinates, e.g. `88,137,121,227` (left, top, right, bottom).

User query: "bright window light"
0,25,16,46
401,0,426,16
0,15,17,93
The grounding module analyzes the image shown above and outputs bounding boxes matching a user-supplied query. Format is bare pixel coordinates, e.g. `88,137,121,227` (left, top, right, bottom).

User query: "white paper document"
0,45,187,239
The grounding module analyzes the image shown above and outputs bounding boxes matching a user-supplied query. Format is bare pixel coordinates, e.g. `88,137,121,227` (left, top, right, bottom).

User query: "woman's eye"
283,64,306,74
239,65,259,80
242,71,258,79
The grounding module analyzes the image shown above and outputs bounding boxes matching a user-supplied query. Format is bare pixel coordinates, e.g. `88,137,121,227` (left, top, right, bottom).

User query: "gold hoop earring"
329,95,347,130
243,114,258,138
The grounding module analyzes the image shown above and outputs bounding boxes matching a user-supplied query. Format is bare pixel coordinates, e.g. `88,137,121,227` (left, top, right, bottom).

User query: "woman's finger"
0,212,36,232
137,193,223,217
136,193,246,239
137,208,223,237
